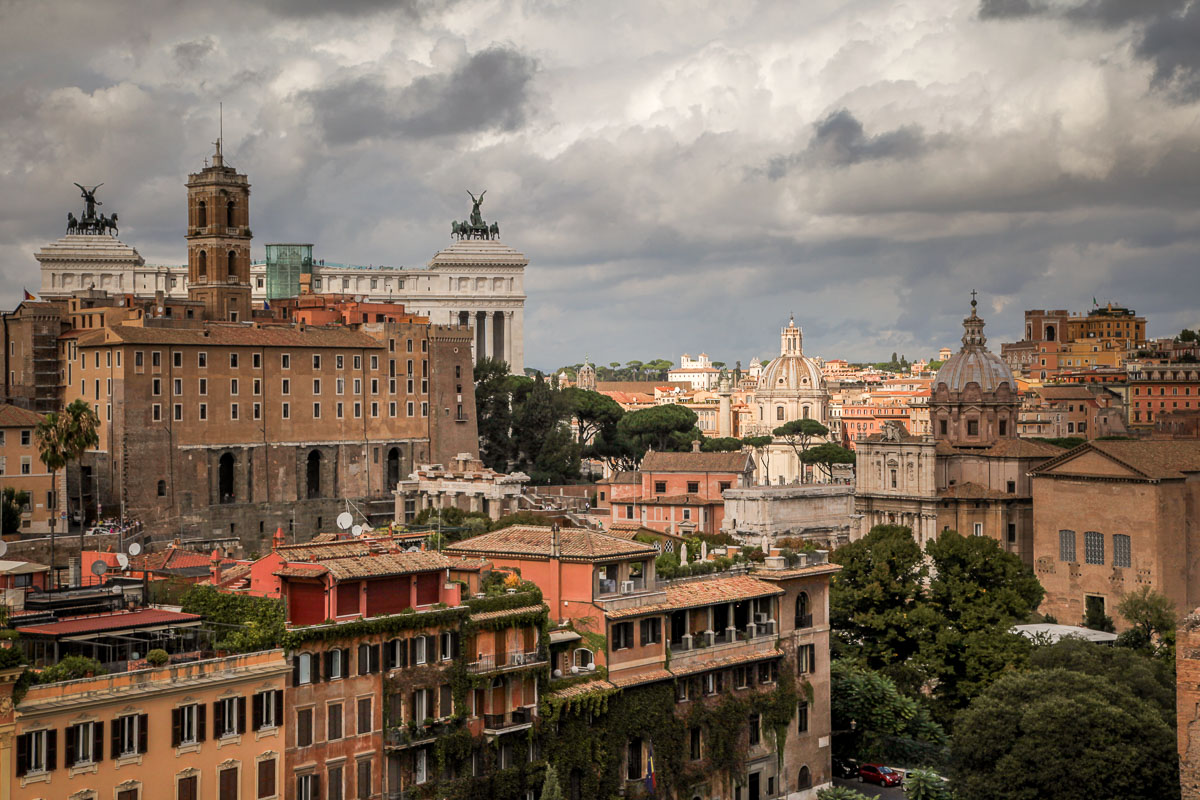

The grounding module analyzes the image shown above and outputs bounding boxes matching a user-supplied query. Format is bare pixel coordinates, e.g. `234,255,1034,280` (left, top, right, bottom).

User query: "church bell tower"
186,138,252,321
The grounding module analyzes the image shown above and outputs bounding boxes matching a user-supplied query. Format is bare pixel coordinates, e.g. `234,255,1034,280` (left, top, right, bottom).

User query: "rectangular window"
253,353,261,369
153,404,161,421
313,403,320,419
174,703,200,745
282,379,290,395
174,378,183,395
230,353,239,368
654,481,666,493
282,402,290,419
174,404,183,421
198,352,207,368
973,522,982,537
748,713,761,746
215,696,242,738
1085,531,1105,565
797,700,809,733
199,378,207,395
178,775,198,800
613,622,634,650
67,721,99,765
313,379,321,395
253,403,261,420
173,351,181,368
639,617,661,646
255,690,281,730
198,403,207,421
686,481,699,493
354,402,362,418
798,644,815,674
355,762,369,796
337,402,344,419
358,697,372,734
282,354,291,369
328,703,343,741
1059,530,1076,562
152,377,162,396
135,351,144,368
117,713,146,755
415,750,428,785
1113,534,1132,568
370,355,379,370
354,355,361,370
297,708,313,747
967,419,979,435
337,354,344,370
219,766,239,800
297,774,316,800
690,727,702,760
313,354,321,369
328,764,344,800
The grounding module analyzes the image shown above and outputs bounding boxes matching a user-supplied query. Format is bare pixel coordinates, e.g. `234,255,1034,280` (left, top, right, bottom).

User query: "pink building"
604,447,754,535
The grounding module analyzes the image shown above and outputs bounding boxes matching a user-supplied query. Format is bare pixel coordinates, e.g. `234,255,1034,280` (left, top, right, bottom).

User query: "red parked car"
859,764,904,787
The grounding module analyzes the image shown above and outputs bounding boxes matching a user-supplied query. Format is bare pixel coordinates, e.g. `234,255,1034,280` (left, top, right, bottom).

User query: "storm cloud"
2,0,1200,371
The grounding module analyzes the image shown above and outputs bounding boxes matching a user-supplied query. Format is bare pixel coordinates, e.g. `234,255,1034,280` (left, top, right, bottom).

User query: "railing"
667,634,779,670
466,650,544,674
796,613,813,629
484,707,533,732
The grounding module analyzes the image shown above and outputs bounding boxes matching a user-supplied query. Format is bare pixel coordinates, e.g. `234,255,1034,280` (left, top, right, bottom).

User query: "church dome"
758,316,826,394
935,295,1013,393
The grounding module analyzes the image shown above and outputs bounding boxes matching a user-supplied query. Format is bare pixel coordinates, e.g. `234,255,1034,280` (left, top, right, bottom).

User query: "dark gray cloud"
766,109,929,178
305,46,536,144
978,0,1041,20
246,0,424,18
1064,0,1185,27
173,38,214,72
1136,2,1200,100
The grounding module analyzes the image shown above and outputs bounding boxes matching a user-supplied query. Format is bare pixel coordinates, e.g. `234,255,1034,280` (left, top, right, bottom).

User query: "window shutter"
252,693,263,731
409,638,417,665
214,701,225,739
172,708,182,747
273,691,283,726
398,639,408,668
358,644,369,676
427,634,437,657
451,632,461,659
197,704,207,742
370,644,381,673
324,650,334,679
440,685,453,718
384,640,396,670
137,714,148,754
65,725,77,768
292,657,301,687
93,721,104,761
45,729,57,771
313,773,321,800
411,691,418,722
110,719,121,760
15,733,27,777
312,653,322,683
237,696,247,734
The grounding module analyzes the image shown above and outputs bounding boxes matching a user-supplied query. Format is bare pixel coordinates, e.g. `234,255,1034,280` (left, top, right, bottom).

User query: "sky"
3,0,1200,372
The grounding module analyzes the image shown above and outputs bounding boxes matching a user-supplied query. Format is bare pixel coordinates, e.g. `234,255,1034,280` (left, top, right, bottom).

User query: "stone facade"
1179,612,1200,800
853,425,940,548
0,301,69,414
721,484,857,547
1031,440,1200,627
394,453,528,523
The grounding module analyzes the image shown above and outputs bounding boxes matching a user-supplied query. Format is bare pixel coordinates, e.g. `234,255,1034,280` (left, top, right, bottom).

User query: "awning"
548,629,582,645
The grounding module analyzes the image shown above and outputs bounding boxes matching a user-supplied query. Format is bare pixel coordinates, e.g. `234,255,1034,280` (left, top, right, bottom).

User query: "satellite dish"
0,540,8,558
127,542,142,556
406,545,419,553
91,560,109,576
351,524,362,537
116,553,129,569
336,512,354,531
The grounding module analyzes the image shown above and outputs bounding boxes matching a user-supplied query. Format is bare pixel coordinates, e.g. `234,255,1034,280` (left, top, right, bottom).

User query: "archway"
386,447,401,488
197,250,207,279
306,450,321,499
227,200,236,227
1046,324,1056,342
197,200,207,227
795,592,810,628
218,452,235,504
798,765,811,790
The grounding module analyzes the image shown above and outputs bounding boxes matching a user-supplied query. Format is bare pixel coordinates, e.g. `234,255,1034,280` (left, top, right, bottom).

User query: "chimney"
692,439,701,453
210,549,222,584
551,523,560,559
272,526,286,553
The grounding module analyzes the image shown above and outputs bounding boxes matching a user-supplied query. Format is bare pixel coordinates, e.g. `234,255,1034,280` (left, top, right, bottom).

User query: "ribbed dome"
759,315,826,394
761,352,824,392
936,297,1013,393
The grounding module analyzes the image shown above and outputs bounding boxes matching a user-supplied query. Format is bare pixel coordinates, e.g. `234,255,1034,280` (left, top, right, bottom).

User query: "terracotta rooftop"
982,438,1064,459
76,323,384,350
599,471,640,485
544,679,615,701
16,608,201,637
444,526,657,562
604,523,685,542
605,575,783,619
640,450,753,473
669,646,783,677
469,604,544,623
276,551,451,580
1033,439,1200,481
1036,386,1098,400
753,563,842,581
276,541,374,561
0,404,43,427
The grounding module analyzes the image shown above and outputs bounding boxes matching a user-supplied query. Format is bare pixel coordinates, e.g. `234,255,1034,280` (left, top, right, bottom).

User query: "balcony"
466,650,545,674
796,613,813,629
667,628,780,672
483,706,534,734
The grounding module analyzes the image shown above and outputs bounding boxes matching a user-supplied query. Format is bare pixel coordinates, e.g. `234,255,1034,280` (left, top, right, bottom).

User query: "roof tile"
444,526,657,562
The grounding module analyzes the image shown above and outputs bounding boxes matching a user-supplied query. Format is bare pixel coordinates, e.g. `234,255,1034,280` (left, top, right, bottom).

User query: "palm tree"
61,400,100,562
34,412,68,582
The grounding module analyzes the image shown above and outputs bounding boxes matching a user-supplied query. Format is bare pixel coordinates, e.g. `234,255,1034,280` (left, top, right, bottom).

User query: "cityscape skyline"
4,0,1200,366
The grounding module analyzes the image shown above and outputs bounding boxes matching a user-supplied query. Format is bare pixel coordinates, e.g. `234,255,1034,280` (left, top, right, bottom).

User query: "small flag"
644,740,657,795
1092,296,1097,306
23,289,35,301
263,300,271,310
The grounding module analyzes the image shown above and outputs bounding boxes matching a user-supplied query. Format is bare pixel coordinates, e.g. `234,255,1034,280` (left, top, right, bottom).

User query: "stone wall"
722,484,856,547
1180,612,1200,800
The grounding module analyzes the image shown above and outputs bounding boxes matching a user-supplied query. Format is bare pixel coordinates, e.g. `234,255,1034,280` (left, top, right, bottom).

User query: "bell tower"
186,137,252,321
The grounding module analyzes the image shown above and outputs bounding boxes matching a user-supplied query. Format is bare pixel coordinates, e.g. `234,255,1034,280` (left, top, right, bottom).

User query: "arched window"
197,200,207,227
157,479,166,497
228,250,237,280
795,592,810,628
386,447,401,488
219,452,235,504
776,406,785,420
1046,324,1056,342
573,648,594,669
306,450,321,499
798,765,811,789
227,200,236,227
197,250,207,279
802,405,810,419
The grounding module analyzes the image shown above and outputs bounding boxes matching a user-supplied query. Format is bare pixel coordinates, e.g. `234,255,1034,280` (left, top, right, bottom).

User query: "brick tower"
186,139,252,321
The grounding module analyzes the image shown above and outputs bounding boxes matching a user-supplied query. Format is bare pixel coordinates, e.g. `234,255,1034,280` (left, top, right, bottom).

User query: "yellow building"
11,649,287,800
